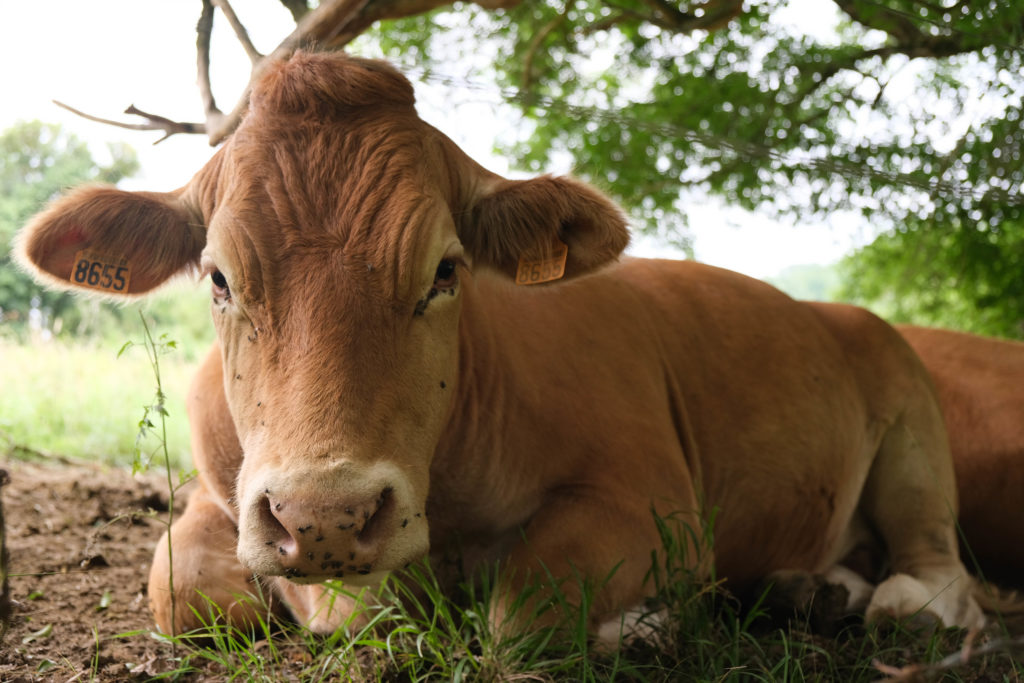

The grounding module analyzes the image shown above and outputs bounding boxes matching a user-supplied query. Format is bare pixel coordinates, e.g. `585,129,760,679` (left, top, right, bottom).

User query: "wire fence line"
402,66,1024,208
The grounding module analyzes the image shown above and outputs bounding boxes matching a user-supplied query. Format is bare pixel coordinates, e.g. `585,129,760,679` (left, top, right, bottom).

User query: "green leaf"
35,659,58,673
22,623,53,644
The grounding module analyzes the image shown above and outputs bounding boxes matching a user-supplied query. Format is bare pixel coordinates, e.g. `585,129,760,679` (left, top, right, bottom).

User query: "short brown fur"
899,325,1024,587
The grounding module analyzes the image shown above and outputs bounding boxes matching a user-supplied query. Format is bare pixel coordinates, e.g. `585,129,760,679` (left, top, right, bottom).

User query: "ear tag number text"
70,250,132,293
515,240,568,286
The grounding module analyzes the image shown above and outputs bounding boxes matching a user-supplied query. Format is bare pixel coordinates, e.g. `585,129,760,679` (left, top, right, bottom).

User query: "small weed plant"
118,313,196,651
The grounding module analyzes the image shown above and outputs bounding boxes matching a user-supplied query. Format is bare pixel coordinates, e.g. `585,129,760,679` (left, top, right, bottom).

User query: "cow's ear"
460,175,630,282
15,185,205,296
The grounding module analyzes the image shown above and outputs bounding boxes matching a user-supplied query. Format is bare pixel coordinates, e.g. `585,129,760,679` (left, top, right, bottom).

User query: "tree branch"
52,101,206,144
203,0,375,144
213,0,264,64
633,0,742,32
278,0,311,23
833,0,970,59
55,0,526,146
522,3,572,96
196,0,228,137
834,0,927,45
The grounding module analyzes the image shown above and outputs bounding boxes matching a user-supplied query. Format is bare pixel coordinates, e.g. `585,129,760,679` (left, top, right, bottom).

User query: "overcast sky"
0,0,870,278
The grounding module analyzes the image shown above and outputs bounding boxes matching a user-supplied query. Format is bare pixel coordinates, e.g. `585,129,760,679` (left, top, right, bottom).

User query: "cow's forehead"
195,54,469,312
203,122,456,310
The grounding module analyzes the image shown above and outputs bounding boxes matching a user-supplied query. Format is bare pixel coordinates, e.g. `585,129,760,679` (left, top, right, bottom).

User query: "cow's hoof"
758,570,851,634
865,573,949,633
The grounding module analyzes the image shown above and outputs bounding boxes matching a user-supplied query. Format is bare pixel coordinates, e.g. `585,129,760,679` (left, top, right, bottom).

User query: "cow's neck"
440,272,516,461
429,272,549,536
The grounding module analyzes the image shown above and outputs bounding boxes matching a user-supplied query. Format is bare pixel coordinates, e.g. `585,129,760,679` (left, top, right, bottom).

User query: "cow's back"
899,325,1024,585
451,258,925,589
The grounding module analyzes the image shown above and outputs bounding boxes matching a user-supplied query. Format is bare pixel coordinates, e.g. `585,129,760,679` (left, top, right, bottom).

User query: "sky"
0,0,871,279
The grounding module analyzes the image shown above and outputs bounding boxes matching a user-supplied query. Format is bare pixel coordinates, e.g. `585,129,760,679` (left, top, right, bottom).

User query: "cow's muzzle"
236,462,429,584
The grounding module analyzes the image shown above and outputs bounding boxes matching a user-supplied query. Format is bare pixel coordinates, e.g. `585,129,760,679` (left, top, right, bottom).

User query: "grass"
115,542,1024,682
0,334,198,469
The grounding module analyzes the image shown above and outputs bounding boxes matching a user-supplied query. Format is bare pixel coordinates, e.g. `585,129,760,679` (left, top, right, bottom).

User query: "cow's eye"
211,270,231,299
434,259,457,289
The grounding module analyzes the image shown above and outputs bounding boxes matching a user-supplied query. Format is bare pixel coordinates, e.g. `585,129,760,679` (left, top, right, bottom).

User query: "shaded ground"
0,458,184,681
1,457,1023,682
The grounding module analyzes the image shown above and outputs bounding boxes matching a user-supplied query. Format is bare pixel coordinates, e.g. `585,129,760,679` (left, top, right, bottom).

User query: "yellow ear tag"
70,250,132,293
515,239,568,286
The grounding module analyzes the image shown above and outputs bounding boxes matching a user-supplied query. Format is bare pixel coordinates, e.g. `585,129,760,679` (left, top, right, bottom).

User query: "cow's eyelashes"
211,269,231,299
433,259,457,289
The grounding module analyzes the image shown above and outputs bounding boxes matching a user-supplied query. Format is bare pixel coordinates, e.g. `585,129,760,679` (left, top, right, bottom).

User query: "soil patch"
0,458,187,681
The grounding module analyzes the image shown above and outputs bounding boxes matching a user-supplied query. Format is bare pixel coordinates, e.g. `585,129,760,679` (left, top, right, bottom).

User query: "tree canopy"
357,0,1024,336
0,121,138,338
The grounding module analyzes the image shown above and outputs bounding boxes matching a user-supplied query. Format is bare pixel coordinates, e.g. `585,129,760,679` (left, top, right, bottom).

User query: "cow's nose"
256,486,395,581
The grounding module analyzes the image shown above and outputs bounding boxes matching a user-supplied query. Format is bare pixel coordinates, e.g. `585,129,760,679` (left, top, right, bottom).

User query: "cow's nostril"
356,486,394,546
258,493,295,553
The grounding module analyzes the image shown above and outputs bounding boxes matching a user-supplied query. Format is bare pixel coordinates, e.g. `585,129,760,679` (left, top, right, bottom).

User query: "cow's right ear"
15,185,205,296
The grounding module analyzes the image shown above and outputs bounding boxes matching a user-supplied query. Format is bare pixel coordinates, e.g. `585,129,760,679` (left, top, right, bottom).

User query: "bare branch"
213,0,263,64
65,0,525,146
52,101,206,144
203,0,374,145
196,0,228,137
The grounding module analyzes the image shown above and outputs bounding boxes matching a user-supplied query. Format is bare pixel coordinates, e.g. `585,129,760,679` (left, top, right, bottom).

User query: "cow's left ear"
14,185,205,296
459,175,630,282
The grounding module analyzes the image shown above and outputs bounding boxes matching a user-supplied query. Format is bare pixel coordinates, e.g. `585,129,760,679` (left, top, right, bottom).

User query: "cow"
898,325,1024,589
15,52,985,644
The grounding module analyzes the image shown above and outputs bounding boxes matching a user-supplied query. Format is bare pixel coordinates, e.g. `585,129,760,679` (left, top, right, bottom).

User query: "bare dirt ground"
0,458,187,681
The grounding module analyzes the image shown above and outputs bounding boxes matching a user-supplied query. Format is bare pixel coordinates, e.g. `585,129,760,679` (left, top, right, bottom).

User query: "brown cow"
15,52,984,643
899,325,1024,588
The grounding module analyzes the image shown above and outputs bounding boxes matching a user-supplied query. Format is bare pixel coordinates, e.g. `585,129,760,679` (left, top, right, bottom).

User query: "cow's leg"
489,487,705,648
859,403,984,630
149,485,361,635
148,484,279,635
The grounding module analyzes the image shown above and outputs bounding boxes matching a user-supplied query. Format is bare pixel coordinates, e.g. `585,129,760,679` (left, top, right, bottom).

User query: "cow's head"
16,52,629,585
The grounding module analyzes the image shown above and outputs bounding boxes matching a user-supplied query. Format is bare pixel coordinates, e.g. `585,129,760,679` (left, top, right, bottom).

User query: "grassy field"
0,335,199,470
